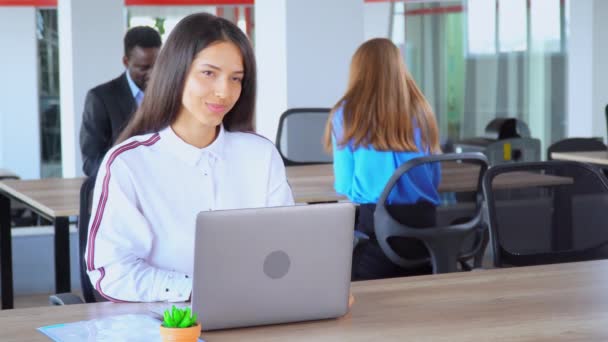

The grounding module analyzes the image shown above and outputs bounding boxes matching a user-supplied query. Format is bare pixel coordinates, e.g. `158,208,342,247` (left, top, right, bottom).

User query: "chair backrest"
547,137,606,160
78,177,106,303
0,168,19,180
482,161,608,267
275,108,333,166
374,152,490,273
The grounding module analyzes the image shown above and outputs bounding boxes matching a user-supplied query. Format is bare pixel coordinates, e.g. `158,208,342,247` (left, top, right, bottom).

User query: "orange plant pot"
160,323,202,342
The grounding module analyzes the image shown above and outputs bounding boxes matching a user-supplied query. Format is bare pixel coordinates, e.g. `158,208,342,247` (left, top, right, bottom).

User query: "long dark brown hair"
116,13,256,144
324,38,440,153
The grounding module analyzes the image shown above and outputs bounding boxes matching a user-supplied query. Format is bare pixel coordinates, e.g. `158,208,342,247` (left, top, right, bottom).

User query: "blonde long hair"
324,38,440,153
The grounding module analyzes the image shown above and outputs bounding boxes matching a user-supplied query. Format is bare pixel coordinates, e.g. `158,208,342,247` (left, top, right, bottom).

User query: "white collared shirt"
85,125,294,303
125,70,143,106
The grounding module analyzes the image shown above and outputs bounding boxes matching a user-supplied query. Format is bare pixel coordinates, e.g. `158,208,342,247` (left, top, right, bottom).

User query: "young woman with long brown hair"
324,38,441,280
85,13,294,302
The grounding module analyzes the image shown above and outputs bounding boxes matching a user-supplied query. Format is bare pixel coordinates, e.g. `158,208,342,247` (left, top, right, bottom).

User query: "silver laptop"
191,203,355,330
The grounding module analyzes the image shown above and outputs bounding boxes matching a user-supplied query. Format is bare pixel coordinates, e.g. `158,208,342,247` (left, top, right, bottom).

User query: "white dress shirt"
125,70,144,107
85,125,294,302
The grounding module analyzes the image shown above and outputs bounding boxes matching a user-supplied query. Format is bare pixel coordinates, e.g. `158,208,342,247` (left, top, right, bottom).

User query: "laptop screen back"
192,203,355,330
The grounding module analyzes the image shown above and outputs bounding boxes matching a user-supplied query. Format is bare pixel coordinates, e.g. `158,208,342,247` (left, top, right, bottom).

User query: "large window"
126,5,254,41
530,0,562,52
390,0,567,153
37,8,61,178
467,0,496,55
498,0,527,53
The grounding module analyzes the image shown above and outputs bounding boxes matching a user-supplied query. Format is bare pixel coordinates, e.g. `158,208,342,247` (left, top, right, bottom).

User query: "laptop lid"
192,203,355,330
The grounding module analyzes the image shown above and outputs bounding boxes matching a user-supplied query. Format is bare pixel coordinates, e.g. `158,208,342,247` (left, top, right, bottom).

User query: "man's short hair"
124,26,162,57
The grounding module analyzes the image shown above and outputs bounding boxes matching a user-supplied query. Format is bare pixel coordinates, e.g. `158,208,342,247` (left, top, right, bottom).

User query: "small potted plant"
160,305,201,342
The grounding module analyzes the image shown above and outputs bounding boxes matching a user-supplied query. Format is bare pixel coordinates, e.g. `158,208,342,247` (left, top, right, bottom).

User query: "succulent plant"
162,305,198,328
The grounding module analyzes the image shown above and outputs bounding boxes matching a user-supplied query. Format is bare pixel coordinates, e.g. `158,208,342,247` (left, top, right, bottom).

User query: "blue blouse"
331,106,441,205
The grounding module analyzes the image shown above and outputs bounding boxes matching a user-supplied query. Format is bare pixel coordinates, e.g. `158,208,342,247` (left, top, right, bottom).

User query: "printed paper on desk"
38,314,205,342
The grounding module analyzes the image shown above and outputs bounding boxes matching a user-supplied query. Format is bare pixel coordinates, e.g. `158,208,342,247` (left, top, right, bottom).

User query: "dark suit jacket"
80,73,137,177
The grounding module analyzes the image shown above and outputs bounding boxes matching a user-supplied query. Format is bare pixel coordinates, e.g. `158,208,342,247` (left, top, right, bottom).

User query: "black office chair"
483,161,608,267
0,169,18,180
374,153,490,274
49,177,106,305
275,108,333,166
547,137,606,161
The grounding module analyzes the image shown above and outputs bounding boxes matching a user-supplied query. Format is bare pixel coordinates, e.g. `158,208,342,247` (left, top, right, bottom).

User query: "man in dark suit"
80,26,162,177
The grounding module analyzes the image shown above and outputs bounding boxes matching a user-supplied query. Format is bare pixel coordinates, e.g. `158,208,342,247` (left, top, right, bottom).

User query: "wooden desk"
0,171,337,309
287,163,572,200
2,260,608,341
551,151,608,166
287,165,342,203
0,171,336,310
0,178,82,309
0,164,571,310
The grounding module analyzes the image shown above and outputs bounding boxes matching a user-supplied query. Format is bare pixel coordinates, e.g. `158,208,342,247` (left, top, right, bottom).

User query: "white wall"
0,7,40,179
364,2,391,40
255,0,364,142
254,0,288,141
58,0,124,177
285,0,363,109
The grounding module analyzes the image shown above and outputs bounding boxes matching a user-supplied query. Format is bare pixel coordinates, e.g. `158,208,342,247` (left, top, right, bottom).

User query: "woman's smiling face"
177,41,244,129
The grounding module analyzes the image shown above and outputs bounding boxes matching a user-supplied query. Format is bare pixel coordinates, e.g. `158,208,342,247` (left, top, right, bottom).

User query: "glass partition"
389,0,567,155
37,8,62,178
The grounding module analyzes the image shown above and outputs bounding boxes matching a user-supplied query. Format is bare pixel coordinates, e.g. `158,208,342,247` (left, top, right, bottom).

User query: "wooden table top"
0,162,572,218
2,260,608,341
287,163,573,201
0,178,83,218
551,151,608,166
0,167,339,218
0,169,335,218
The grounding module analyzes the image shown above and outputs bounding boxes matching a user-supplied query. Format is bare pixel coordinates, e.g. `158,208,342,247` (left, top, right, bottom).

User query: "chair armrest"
49,293,85,305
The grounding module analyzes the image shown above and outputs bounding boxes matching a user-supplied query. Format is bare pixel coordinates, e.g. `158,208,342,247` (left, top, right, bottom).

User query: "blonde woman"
325,38,441,280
